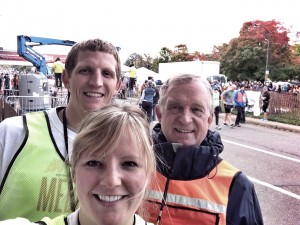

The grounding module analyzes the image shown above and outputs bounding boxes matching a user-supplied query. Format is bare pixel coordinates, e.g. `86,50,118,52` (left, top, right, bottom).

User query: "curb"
219,113,300,133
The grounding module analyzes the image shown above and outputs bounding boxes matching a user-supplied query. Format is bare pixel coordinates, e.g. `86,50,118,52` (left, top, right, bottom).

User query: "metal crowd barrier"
1,94,68,118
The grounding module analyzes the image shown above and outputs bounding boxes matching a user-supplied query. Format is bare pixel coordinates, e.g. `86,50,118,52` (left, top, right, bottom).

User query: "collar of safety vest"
152,124,224,180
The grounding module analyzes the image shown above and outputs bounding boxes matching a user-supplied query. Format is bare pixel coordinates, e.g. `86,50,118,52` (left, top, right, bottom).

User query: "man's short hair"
65,38,121,81
158,74,213,113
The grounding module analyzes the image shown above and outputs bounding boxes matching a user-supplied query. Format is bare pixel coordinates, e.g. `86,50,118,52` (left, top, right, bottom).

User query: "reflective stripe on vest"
144,160,240,225
0,111,72,221
146,190,226,214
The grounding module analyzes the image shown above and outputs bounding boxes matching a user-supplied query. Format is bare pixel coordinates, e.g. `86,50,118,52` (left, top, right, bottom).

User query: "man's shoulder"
0,115,23,130
0,109,56,126
219,160,253,188
222,89,231,95
231,171,254,191
0,116,25,152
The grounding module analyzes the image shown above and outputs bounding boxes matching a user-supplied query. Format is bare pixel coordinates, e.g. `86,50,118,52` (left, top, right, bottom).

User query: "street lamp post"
254,24,270,81
265,32,270,80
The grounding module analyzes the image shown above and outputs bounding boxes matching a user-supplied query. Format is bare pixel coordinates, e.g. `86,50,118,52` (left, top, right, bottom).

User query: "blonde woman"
1,104,155,225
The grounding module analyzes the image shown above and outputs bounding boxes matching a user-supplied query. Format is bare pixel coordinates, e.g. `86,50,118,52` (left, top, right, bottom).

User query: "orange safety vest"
143,160,240,225
236,91,247,104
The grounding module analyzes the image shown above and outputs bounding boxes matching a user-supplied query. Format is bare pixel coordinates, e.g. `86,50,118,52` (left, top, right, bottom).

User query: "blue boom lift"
17,35,75,75
16,35,76,111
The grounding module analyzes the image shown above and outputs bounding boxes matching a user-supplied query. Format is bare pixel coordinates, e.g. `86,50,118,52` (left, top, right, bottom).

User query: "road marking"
248,176,300,200
223,139,300,163
223,139,300,200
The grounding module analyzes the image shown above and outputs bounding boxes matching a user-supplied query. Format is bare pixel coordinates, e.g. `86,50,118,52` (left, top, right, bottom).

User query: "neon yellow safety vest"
52,61,65,73
128,67,137,78
0,111,75,221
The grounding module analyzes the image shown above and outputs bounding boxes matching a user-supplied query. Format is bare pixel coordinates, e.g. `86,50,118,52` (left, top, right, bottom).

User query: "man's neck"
58,107,80,132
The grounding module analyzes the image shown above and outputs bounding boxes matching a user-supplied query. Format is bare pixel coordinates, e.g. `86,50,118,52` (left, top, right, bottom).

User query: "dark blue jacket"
152,123,264,225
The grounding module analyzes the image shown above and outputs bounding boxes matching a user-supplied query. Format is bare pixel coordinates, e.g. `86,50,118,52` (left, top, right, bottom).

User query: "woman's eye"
123,161,138,168
86,160,100,167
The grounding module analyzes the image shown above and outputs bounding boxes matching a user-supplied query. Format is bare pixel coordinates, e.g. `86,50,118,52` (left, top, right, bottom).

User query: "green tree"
125,53,155,71
150,44,216,73
292,44,300,57
151,57,160,73
158,47,173,63
150,47,173,74
278,44,300,80
124,53,138,67
220,20,291,81
172,44,191,62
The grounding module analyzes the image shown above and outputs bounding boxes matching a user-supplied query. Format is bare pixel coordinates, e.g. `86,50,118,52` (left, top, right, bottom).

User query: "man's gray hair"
158,74,214,113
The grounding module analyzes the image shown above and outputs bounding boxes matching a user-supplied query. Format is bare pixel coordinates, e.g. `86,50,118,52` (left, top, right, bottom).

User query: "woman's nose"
100,165,121,188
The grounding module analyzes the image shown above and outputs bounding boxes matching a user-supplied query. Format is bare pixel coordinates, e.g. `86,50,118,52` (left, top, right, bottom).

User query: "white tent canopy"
121,64,131,72
135,67,159,84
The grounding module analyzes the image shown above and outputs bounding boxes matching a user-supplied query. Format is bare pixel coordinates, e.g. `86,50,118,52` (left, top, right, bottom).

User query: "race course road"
212,122,300,225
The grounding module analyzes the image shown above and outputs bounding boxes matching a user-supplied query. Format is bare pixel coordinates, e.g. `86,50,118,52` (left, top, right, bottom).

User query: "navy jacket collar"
152,123,224,180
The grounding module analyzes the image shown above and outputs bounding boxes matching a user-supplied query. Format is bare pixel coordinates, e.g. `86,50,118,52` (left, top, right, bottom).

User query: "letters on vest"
0,112,74,221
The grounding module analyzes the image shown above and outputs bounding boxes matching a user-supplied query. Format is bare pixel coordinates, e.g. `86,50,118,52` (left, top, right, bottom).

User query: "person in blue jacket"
139,81,156,122
234,84,248,127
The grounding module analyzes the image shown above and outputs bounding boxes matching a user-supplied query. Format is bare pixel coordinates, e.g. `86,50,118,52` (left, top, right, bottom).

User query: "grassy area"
244,112,300,126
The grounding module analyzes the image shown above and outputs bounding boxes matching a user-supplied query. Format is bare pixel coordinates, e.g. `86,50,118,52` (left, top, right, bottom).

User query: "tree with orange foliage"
220,20,298,81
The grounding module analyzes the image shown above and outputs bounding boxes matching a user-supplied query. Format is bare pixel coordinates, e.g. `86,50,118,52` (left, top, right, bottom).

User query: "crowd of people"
0,37,265,225
221,79,300,94
118,75,160,122
0,73,19,96
119,76,298,127
210,79,274,127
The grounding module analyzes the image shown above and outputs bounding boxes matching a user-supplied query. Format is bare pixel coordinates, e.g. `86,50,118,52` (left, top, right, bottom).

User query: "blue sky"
0,0,299,63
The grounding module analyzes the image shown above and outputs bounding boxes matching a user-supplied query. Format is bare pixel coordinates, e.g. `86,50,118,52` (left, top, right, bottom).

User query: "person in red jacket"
140,74,263,225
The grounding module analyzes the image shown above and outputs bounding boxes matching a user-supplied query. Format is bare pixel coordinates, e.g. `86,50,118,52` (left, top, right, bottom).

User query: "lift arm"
17,35,76,75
